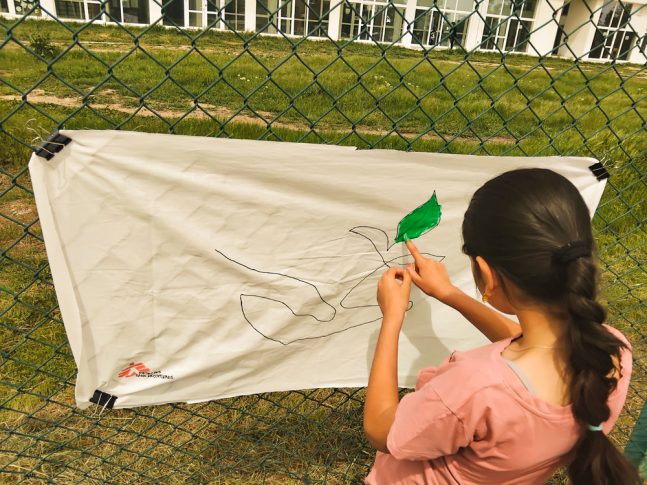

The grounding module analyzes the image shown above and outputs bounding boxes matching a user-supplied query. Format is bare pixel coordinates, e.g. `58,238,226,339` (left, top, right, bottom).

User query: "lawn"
0,14,645,483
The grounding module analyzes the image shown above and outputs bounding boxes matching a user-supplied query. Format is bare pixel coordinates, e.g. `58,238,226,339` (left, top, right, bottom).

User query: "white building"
2,0,645,62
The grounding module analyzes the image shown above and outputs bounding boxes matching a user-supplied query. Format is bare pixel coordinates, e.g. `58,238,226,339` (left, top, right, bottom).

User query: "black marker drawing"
215,226,444,345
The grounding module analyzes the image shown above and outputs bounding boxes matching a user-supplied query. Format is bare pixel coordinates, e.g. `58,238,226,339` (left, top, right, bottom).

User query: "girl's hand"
406,240,458,303
377,267,412,319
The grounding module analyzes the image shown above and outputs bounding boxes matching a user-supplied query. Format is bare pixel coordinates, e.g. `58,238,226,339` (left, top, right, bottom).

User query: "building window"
187,0,216,26
163,0,185,25
257,0,278,33
481,0,536,52
1,0,9,13
106,0,149,23
257,0,331,36
306,0,332,36
339,0,407,43
282,0,330,36
55,0,101,19
55,0,84,18
412,0,474,48
13,0,40,15
204,0,220,26
162,0,242,29
55,0,147,21
589,1,635,60
224,0,245,30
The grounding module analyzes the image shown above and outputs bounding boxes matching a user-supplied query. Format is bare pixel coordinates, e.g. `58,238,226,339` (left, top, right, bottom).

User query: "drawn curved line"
215,248,336,319
349,226,391,261
338,254,444,313
339,254,415,311
215,233,446,346
342,226,444,311
240,293,334,323
349,225,445,263
240,294,383,346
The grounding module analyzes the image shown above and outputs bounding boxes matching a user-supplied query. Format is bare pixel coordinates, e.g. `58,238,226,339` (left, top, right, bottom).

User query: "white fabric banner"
29,130,607,409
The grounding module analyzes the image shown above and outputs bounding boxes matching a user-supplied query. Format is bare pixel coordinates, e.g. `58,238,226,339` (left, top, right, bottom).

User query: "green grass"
1,17,645,155
0,15,645,484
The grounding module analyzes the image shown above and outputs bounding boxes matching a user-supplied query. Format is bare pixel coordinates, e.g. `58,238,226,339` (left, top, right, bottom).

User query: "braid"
562,256,639,485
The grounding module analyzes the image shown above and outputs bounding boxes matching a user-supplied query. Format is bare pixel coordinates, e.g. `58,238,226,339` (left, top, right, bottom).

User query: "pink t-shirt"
365,326,632,485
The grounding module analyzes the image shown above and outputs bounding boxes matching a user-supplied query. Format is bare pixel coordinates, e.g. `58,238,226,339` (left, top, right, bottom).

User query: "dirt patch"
3,39,248,57
0,173,13,192
1,91,83,108
0,91,516,144
4,39,646,78
0,198,38,223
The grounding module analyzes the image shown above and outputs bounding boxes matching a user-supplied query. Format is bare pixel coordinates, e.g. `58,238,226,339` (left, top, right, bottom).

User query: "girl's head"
463,169,593,304
461,168,639,485
462,168,595,311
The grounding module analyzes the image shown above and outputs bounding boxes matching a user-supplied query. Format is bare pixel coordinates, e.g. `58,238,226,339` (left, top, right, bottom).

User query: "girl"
364,169,639,484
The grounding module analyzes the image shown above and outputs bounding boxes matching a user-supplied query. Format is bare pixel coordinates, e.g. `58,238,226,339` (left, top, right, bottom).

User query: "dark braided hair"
461,168,639,485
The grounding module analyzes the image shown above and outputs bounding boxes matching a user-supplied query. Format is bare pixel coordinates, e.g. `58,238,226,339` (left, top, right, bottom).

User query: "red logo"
118,362,151,378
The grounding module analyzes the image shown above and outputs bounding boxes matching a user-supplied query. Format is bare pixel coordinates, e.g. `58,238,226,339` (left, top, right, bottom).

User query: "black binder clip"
588,162,610,181
35,131,72,160
89,389,118,410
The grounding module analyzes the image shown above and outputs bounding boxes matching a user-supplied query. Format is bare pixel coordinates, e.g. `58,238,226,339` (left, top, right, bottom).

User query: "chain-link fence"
0,0,645,481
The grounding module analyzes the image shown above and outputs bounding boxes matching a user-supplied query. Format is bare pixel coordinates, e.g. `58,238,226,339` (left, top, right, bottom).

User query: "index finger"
405,240,424,264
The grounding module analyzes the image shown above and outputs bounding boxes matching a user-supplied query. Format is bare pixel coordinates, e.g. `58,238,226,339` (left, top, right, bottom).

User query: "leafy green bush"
29,32,59,59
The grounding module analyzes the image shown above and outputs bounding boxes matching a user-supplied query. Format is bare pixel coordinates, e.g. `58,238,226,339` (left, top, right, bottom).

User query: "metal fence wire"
0,0,645,481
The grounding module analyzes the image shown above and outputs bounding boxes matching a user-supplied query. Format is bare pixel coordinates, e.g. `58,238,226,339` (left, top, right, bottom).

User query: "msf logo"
118,362,151,378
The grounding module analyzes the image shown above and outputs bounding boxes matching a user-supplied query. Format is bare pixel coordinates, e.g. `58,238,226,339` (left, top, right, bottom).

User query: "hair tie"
553,240,591,264
587,423,603,432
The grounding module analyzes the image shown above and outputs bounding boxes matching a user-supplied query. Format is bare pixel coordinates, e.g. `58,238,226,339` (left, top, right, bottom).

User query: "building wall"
529,0,565,56
559,0,604,58
2,0,645,63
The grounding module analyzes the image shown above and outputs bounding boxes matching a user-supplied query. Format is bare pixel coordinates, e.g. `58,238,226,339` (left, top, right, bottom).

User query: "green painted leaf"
395,192,442,243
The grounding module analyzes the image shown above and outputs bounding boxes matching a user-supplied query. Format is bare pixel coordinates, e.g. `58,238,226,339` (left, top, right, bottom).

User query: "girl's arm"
363,267,411,452
405,241,519,342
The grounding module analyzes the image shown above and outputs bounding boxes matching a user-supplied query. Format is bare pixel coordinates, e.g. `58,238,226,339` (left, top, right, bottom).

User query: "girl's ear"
475,256,499,296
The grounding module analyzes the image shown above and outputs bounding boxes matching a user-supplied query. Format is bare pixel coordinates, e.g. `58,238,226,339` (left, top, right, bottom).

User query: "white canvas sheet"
29,130,607,409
